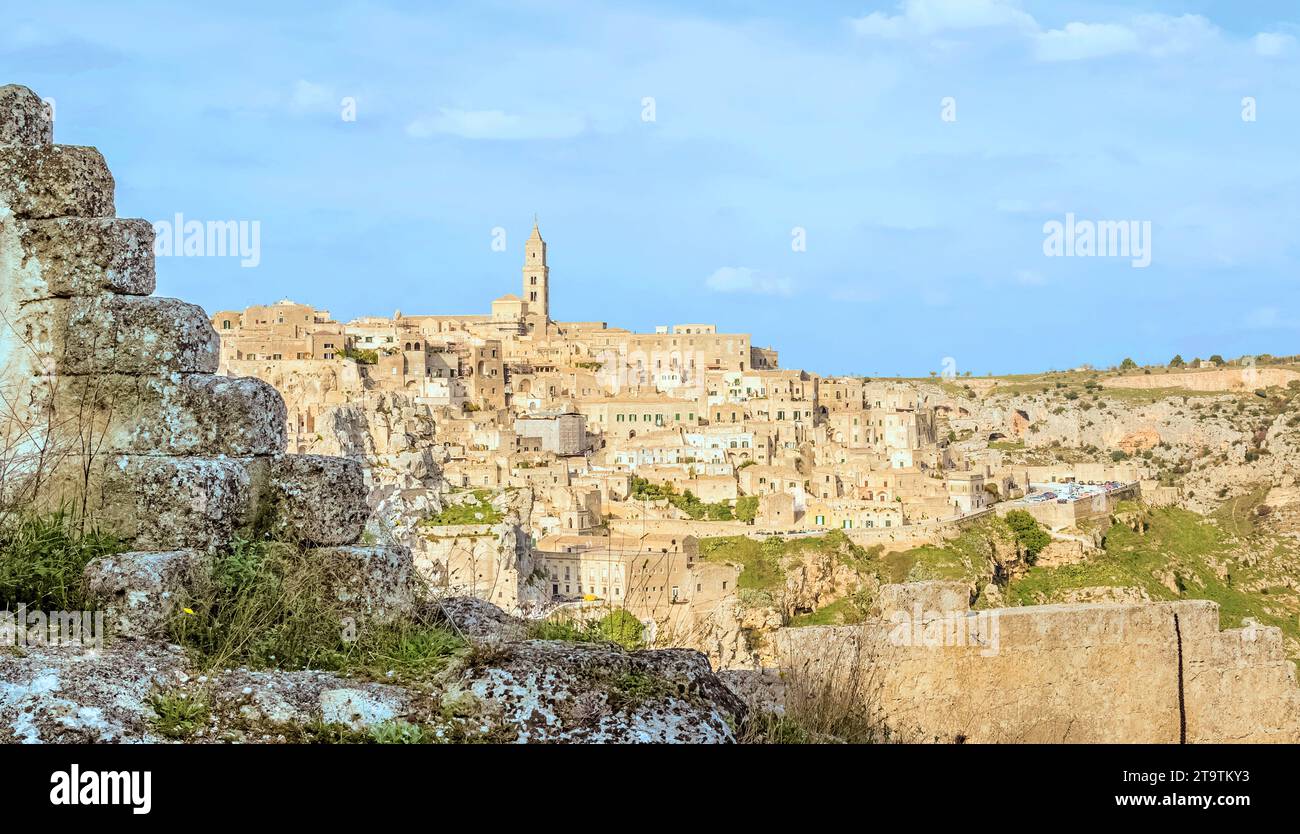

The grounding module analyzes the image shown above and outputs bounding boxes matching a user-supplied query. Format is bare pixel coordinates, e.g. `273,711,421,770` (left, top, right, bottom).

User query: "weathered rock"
874,580,972,617
89,456,265,550
270,454,368,544
0,615,749,744
435,595,529,641
0,642,190,743
461,639,746,743
0,144,114,219
84,550,207,638
318,688,405,731
313,545,420,624
13,217,155,300
14,295,220,375
46,373,287,457
0,84,53,147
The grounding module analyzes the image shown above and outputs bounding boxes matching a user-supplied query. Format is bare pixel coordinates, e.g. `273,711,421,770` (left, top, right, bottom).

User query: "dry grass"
739,627,896,744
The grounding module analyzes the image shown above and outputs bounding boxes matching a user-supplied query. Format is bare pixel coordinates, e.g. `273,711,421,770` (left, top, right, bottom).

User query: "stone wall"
0,84,406,634
772,580,1300,743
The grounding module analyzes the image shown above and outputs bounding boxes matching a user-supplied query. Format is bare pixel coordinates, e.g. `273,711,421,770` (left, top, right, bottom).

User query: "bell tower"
522,217,549,322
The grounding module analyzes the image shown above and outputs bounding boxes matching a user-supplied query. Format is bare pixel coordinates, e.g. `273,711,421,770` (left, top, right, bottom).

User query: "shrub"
735,496,760,523
528,608,645,651
1003,510,1051,562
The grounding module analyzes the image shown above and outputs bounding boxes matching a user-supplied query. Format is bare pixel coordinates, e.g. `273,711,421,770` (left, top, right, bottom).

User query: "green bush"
1003,510,1051,562
528,609,645,651
422,491,503,526
341,347,379,364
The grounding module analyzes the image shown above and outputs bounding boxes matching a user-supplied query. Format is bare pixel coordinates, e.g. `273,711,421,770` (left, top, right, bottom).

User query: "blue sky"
3,0,1298,376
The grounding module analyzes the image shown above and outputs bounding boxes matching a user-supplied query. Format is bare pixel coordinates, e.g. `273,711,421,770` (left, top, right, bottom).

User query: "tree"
596,610,644,651
1209,355,1225,367
1120,357,1137,370
735,496,760,523
1169,355,1185,368
1003,510,1051,563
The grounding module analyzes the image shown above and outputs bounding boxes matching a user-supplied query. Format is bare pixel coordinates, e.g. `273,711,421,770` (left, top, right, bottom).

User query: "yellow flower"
182,607,195,615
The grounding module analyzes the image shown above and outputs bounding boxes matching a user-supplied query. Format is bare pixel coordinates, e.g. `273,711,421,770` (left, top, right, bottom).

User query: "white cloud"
1254,32,1297,57
853,4,1228,64
406,108,585,140
1033,22,1141,61
851,0,1035,39
705,267,793,296
1130,14,1220,58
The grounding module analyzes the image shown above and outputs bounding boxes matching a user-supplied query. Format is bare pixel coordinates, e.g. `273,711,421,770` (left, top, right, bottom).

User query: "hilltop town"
211,224,1300,672
4,81,1299,745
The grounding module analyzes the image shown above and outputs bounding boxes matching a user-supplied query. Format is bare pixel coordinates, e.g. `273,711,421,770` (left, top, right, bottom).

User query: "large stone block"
312,545,420,625
14,295,219,375
89,455,268,550
0,85,53,147
12,218,155,301
269,454,369,545
0,144,114,219
84,550,208,639
874,581,972,618
53,373,287,457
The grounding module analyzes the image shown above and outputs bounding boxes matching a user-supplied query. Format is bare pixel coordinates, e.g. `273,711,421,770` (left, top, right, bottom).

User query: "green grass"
422,490,503,526
148,690,210,740
527,609,645,651
169,535,465,680
885,521,1008,585
788,592,870,627
1007,506,1299,649
699,530,872,593
1211,484,1270,538
0,509,123,610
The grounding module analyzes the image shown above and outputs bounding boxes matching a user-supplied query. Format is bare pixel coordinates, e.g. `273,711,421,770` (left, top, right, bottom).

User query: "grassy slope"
705,508,1300,659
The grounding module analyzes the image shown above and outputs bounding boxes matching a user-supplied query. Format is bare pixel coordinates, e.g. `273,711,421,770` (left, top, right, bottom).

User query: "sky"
3,0,1298,377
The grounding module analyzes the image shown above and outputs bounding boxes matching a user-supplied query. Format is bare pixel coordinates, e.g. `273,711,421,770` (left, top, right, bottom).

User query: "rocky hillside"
0,596,746,744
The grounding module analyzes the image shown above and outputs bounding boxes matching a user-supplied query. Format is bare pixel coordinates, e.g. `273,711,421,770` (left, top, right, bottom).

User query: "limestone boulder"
435,595,529,641
318,688,406,731
874,580,972,618
269,454,368,545
88,456,265,550
313,545,420,625
0,144,114,219
14,295,219,375
48,373,286,457
13,217,155,301
0,84,53,147
461,639,746,743
84,550,208,639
